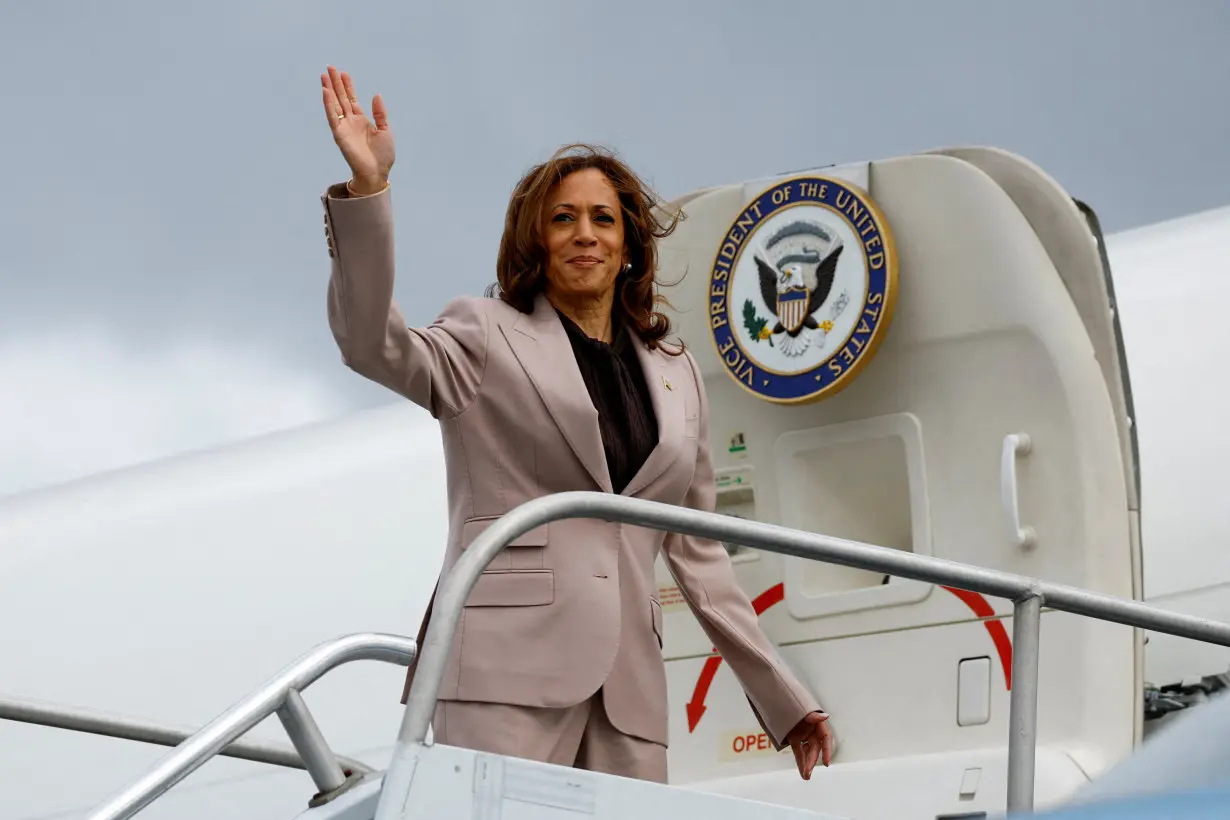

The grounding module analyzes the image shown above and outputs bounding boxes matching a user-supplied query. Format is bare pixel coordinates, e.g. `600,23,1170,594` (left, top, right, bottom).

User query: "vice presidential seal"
707,176,897,404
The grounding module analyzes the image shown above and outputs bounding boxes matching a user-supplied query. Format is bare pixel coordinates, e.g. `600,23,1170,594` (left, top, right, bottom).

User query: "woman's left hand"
785,711,833,779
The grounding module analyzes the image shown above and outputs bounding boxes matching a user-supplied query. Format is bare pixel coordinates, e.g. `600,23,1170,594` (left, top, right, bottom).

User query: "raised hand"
321,66,394,195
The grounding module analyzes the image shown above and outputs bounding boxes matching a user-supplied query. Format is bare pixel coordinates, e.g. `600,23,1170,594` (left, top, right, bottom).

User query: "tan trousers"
431,687,668,783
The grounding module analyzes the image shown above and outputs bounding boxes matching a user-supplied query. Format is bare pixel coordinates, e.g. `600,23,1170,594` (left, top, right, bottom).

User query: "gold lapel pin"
663,376,673,391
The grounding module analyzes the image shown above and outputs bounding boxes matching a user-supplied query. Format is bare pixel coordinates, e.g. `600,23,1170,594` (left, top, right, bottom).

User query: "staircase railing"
75,491,1230,819
0,693,374,773
387,491,1230,818
84,632,417,820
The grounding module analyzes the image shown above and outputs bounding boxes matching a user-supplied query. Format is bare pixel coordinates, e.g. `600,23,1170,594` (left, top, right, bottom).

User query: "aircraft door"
652,151,1136,791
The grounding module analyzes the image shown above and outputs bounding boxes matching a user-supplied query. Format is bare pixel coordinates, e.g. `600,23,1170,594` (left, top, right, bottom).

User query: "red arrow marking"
750,582,786,614
685,582,1013,732
942,585,1014,689
687,656,721,731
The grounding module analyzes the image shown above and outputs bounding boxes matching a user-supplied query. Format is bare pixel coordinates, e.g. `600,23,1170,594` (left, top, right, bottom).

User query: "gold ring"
335,112,345,120
349,97,358,104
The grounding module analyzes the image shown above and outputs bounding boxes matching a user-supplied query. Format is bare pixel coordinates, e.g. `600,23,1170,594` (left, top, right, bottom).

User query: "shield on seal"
776,287,810,333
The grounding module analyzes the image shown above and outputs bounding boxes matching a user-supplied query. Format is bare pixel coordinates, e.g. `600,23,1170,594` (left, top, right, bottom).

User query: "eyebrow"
552,202,615,212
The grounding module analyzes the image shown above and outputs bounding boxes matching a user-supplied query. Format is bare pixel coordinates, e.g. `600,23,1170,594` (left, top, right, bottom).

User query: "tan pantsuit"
434,689,667,782
321,180,822,779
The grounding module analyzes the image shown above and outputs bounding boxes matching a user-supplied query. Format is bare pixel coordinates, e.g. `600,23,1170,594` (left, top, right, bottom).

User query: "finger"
321,83,345,131
794,744,806,779
372,94,390,130
328,66,351,116
327,65,353,116
341,71,364,116
798,736,813,778
797,739,816,780
821,725,834,767
322,84,341,129
323,72,346,128
808,730,821,773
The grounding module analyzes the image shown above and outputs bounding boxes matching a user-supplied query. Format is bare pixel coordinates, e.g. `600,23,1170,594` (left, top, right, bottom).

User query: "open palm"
321,65,395,191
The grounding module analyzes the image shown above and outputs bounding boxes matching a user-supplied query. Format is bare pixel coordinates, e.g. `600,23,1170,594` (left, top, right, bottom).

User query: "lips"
568,256,603,266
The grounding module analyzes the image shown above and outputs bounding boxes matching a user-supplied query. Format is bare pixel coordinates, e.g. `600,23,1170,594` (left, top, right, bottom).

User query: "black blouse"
556,310,659,494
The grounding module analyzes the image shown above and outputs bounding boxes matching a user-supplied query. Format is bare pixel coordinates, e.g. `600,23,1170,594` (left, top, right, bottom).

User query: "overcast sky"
2,0,1228,497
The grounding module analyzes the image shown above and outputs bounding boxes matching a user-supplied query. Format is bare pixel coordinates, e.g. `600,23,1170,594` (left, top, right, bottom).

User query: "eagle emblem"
707,173,897,405
744,220,848,358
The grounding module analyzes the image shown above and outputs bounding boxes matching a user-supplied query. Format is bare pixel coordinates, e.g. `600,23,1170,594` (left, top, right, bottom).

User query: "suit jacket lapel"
621,340,685,499
501,294,612,493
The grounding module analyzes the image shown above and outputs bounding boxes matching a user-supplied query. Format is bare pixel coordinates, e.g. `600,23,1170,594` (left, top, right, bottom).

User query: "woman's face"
541,168,626,305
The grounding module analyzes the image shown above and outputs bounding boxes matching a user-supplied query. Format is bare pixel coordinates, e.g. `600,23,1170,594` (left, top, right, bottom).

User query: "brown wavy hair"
486,143,686,353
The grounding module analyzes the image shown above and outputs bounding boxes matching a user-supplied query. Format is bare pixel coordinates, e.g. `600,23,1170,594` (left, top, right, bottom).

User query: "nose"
573,215,597,244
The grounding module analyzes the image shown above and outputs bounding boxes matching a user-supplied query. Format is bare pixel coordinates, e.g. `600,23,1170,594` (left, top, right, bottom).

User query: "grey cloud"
0,0,1227,492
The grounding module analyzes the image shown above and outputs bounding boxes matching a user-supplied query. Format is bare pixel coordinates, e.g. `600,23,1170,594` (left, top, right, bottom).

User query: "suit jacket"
320,181,821,749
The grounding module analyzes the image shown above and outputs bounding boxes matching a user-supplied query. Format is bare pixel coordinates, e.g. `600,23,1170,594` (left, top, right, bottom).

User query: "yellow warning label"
657,584,687,612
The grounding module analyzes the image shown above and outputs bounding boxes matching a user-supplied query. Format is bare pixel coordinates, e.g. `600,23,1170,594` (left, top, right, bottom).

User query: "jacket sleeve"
321,182,489,419
661,350,823,751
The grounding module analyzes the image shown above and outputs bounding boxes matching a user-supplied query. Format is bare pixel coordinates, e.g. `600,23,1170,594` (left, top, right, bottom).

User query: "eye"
552,213,574,223
595,213,615,224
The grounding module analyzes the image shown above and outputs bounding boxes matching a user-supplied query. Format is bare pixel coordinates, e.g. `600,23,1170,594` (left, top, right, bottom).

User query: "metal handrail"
390,491,1230,818
0,693,373,773
87,632,417,820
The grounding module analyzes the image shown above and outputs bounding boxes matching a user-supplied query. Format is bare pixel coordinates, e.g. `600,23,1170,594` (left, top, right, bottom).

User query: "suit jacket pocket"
466,569,555,607
461,515,549,570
